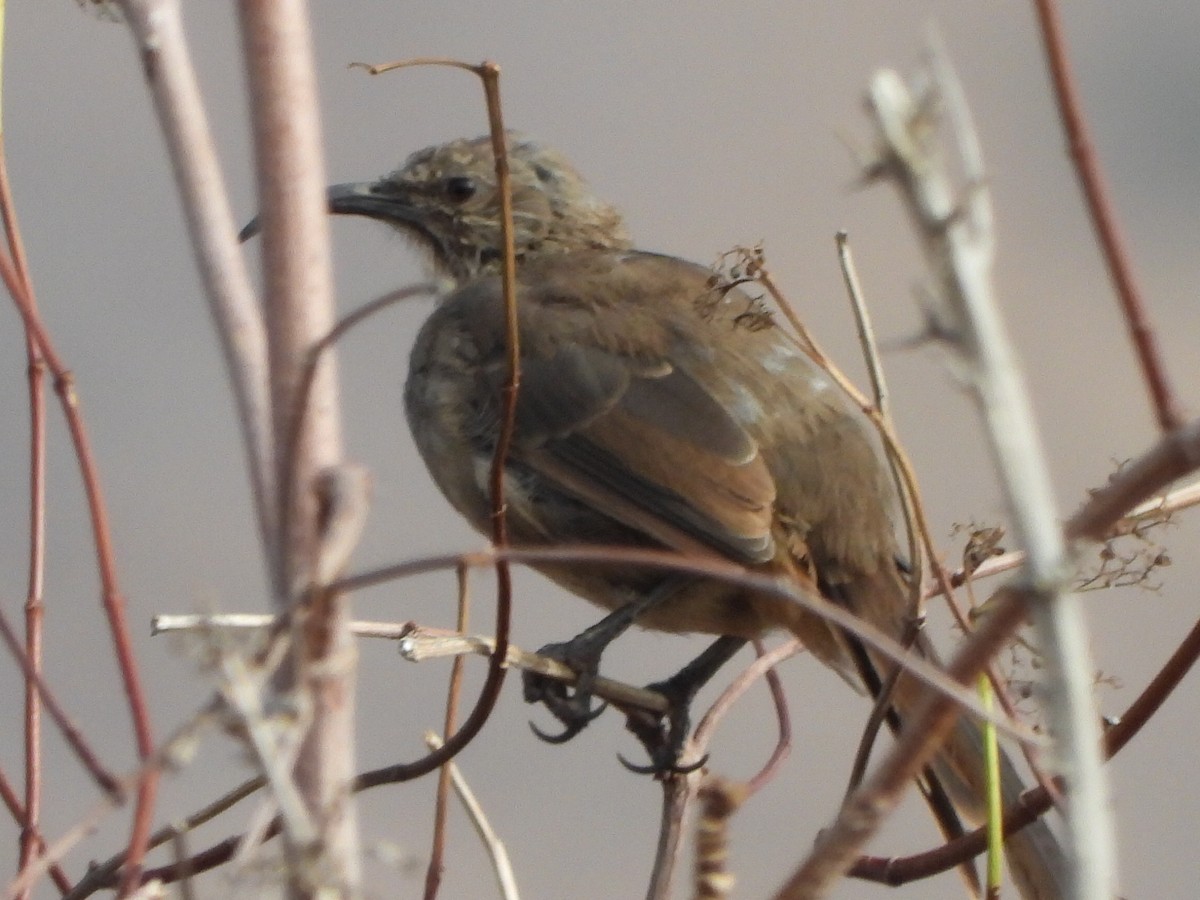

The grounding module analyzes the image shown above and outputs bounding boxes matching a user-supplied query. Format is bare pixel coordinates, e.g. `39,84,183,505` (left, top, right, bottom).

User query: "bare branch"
115,0,275,566
1031,0,1182,431
850,37,1111,898
423,733,520,900
237,0,358,892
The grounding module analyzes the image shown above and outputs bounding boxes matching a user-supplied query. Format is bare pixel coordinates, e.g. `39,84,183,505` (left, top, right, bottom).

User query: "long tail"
876,609,1068,898
931,706,1068,900
778,563,1069,899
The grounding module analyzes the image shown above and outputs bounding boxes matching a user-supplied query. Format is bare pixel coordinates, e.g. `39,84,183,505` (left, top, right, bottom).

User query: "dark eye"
444,176,477,203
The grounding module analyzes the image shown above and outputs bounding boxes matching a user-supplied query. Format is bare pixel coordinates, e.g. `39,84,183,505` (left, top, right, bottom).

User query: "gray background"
1,2,1198,897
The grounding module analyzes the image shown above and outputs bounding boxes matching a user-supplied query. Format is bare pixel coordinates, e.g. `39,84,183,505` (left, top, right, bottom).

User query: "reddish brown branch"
746,638,797,794
337,57,518,783
1032,0,1182,432
0,606,120,796
0,767,72,894
0,137,50,899
0,206,156,891
423,566,471,900
480,60,519,789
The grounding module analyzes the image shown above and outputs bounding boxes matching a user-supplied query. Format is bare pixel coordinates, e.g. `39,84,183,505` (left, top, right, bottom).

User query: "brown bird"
295,134,1064,897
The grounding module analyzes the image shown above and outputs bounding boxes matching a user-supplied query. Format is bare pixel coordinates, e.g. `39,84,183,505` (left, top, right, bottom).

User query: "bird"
260,133,1067,897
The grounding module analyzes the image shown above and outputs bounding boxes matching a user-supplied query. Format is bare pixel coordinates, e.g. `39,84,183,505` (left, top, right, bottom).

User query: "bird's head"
316,134,631,282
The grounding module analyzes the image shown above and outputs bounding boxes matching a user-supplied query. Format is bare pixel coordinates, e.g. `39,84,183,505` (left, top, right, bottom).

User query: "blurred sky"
1,3,1198,898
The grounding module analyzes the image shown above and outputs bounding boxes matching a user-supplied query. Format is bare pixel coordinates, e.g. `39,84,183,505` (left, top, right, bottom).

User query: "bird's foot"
618,636,745,775
619,677,706,777
523,636,609,743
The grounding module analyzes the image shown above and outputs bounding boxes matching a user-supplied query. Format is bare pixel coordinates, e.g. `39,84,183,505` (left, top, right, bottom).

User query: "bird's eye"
444,176,477,203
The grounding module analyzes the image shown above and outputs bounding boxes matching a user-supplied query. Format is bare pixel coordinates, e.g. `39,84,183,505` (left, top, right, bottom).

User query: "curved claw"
582,698,609,721
617,750,709,777
527,699,608,745
538,695,607,729
529,718,587,745
617,752,659,775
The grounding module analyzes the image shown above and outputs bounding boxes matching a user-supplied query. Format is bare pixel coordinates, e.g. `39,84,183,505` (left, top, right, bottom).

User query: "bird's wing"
500,342,777,565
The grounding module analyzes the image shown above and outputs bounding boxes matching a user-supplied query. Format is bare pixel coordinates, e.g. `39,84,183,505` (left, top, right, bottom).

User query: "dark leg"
523,577,689,743
622,635,747,774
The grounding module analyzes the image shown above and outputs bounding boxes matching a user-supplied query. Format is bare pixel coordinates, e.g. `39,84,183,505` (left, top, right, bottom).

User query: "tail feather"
941,712,1069,900
888,637,1069,900
794,566,1070,900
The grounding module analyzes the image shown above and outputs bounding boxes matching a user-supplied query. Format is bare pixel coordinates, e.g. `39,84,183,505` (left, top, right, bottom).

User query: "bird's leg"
621,635,747,774
524,578,688,744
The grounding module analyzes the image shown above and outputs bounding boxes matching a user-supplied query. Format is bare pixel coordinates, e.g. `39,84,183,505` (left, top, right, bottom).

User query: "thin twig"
0,244,158,897
334,547,1039,745
477,62,520,781
832,231,926,621
423,567,472,900
835,231,890,417
1031,0,1181,432
0,128,50,899
692,638,802,796
346,57,517,782
154,613,411,640
0,604,120,795
424,733,520,900
0,770,71,894
63,776,267,900
0,30,49,887
644,764,704,900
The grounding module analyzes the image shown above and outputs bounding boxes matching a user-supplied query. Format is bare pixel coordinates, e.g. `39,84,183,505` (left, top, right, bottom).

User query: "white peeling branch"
864,36,1114,900
116,0,275,570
